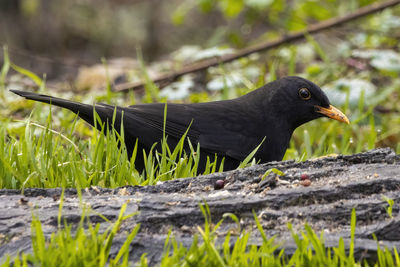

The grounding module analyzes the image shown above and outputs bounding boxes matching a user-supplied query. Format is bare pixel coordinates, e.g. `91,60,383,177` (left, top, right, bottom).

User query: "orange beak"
315,105,350,124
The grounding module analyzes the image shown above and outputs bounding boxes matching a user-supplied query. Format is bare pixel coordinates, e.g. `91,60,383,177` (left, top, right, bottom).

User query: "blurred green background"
0,0,387,77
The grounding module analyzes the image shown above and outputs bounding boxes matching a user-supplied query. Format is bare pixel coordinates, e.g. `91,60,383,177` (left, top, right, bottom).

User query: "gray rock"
0,148,399,265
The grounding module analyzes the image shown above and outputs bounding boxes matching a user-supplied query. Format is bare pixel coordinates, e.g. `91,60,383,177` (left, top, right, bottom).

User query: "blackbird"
11,76,349,173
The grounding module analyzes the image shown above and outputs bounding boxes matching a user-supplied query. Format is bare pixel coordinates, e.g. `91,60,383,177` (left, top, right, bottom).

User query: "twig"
114,0,400,92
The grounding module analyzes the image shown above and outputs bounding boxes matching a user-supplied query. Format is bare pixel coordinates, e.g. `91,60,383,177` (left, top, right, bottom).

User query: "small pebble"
300,179,311,187
300,173,309,180
214,179,225,190
19,198,29,205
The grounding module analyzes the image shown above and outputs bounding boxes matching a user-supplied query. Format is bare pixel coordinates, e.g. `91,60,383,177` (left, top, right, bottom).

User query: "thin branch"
114,0,400,92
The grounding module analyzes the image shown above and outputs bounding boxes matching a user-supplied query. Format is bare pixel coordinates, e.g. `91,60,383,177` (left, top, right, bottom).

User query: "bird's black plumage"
11,76,349,173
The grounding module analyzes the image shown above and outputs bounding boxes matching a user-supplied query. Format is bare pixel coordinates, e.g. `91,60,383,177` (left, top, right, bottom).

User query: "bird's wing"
126,102,264,160
124,103,200,142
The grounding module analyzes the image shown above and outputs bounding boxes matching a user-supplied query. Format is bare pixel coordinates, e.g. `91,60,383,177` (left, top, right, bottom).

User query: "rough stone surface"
0,148,400,264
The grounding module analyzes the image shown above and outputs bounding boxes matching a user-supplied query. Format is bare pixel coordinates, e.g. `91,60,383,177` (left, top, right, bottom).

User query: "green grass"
382,195,395,219
2,203,399,266
0,108,230,189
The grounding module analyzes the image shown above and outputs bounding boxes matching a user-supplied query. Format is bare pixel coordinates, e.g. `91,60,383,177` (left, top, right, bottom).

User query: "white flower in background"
159,75,194,100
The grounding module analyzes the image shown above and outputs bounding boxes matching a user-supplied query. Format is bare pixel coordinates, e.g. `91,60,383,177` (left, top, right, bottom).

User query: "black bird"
11,76,349,173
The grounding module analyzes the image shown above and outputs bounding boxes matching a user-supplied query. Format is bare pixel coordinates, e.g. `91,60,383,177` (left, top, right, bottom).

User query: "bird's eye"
298,88,311,100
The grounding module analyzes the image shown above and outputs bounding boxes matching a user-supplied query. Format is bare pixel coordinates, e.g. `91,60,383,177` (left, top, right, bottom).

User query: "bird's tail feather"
10,89,117,127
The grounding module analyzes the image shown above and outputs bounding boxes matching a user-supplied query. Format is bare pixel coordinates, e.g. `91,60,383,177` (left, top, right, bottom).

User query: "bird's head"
268,76,349,129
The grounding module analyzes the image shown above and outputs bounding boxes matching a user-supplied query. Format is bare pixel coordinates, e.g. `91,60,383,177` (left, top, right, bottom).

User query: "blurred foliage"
0,0,385,78
173,0,380,46
193,0,378,20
